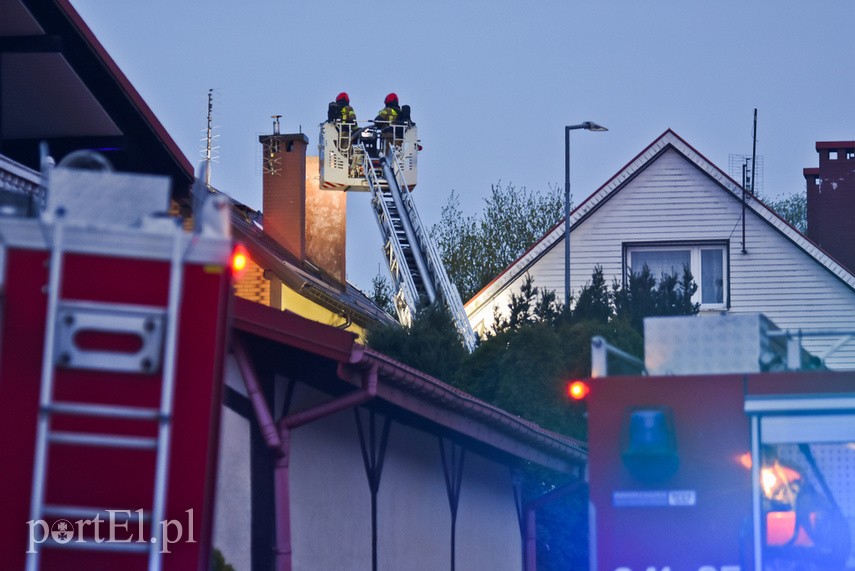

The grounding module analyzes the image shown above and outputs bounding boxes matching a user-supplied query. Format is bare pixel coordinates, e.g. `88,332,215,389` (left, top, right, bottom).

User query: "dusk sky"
69,0,855,293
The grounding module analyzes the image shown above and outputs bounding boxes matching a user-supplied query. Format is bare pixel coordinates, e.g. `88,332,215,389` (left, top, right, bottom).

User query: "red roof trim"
232,297,360,364
231,296,586,470
816,141,855,150
360,347,587,466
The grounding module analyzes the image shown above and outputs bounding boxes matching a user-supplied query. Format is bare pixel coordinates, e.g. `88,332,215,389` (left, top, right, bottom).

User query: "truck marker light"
231,244,248,274
567,380,590,400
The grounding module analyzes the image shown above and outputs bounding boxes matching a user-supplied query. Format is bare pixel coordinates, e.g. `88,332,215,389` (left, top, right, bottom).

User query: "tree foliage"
365,270,396,317
365,301,468,384
612,264,699,332
764,191,807,233
431,182,564,301
489,274,564,335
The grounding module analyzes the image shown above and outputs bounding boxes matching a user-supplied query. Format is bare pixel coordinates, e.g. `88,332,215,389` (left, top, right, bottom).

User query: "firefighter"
374,92,400,125
327,92,356,124
375,93,403,148
327,92,357,153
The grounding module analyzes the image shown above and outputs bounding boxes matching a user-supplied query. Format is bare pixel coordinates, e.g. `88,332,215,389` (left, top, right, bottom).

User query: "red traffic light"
567,380,590,400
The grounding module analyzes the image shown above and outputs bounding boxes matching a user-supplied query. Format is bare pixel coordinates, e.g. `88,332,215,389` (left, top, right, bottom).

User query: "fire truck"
581,313,855,571
0,153,233,570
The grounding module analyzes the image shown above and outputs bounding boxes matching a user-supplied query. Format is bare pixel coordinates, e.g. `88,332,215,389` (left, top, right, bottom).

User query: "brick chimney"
804,141,855,274
260,129,347,286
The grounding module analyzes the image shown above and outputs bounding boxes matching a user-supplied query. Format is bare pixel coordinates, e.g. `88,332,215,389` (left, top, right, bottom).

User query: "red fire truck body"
587,366,855,570
0,165,232,570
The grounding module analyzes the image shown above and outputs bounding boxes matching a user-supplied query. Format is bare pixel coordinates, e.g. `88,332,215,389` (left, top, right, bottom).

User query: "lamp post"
564,121,608,309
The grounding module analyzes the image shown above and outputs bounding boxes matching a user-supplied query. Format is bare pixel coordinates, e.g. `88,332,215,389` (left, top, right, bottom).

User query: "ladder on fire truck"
358,139,477,352
26,189,185,570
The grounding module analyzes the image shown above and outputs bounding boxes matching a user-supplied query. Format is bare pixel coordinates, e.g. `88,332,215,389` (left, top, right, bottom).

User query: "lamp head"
583,121,608,132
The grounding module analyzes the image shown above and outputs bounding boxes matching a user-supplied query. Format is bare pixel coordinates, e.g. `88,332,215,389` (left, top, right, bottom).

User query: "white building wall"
456,453,522,570
468,148,855,368
287,382,525,571
212,355,253,571
289,383,373,571
214,361,529,570
377,425,450,570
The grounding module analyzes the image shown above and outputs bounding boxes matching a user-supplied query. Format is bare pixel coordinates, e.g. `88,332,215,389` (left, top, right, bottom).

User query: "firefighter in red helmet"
327,92,357,154
327,92,356,124
375,92,401,125
375,92,406,150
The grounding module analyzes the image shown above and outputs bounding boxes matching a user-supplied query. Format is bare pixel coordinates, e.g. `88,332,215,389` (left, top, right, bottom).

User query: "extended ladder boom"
359,138,477,351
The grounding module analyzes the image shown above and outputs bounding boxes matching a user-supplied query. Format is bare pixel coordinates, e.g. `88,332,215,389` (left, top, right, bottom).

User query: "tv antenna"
200,89,220,187
729,110,761,254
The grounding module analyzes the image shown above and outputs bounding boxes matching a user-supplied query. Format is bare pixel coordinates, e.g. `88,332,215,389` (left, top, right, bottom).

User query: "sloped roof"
1,0,192,197
467,129,855,314
230,201,397,330
233,297,587,473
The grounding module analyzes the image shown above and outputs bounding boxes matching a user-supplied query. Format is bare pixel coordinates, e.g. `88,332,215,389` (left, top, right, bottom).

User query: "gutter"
232,333,377,571
359,348,588,468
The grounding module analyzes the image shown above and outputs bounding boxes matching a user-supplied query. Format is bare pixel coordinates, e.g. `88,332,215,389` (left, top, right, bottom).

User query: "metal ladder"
26,216,185,570
359,139,477,351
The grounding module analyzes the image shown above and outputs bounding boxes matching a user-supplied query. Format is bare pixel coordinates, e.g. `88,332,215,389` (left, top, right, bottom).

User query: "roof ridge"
465,129,855,315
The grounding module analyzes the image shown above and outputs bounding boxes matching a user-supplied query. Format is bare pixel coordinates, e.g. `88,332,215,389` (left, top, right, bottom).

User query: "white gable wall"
468,147,855,369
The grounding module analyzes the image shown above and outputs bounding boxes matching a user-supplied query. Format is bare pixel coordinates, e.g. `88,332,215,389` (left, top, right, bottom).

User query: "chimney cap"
816,141,855,151
259,133,309,145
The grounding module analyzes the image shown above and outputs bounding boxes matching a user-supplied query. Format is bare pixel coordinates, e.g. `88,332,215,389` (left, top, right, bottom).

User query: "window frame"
622,241,730,310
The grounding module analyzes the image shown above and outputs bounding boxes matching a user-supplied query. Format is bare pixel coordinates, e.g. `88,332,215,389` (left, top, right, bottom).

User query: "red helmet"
336,92,349,104
384,92,398,106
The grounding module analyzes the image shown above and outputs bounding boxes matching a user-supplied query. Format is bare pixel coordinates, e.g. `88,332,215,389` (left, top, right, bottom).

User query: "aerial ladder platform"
319,121,477,351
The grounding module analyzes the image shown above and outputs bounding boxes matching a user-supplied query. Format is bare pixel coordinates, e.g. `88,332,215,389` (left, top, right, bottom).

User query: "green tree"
572,266,613,324
612,264,699,333
432,182,564,301
365,270,396,317
365,301,468,383
764,192,807,233
489,274,564,335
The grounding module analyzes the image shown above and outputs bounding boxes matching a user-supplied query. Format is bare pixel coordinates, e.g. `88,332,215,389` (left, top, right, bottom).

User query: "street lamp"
565,122,608,308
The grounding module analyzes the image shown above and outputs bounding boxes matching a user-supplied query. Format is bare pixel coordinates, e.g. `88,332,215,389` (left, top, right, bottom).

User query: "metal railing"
767,329,855,370
590,335,646,378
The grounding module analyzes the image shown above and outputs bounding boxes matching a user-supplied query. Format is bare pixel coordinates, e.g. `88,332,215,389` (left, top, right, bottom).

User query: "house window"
846,150,855,160
829,150,838,160
625,244,727,309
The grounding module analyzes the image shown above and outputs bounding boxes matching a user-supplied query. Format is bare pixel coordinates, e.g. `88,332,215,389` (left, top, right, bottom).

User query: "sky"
69,0,855,294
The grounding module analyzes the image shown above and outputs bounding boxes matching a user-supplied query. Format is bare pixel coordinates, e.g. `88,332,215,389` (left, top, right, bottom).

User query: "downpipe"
233,338,378,571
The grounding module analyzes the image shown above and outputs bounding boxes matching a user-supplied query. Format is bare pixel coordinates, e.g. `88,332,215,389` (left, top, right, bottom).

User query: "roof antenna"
202,89,218,188
272,115,281,135
741,109,758,255
751,108,758,197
